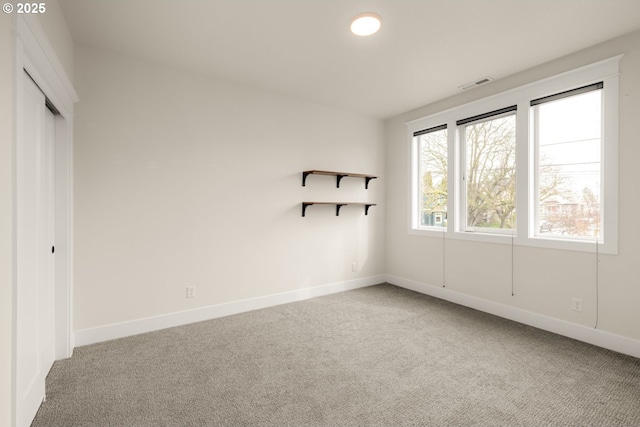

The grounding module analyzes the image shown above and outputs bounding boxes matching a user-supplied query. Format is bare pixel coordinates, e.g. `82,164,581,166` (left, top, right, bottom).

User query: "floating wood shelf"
302,170,377,189
301,202,376,217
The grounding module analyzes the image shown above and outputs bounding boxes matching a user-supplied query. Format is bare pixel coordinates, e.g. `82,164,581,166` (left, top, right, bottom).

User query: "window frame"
458,108,518,235
407,56,620,254
531,83,603,243
411,124,449,232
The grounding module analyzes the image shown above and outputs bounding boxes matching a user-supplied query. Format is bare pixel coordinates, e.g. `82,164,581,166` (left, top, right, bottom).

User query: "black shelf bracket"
302,202,312,217
336,174,347,188
365,204,374,215
302,171,311,187
336,203,347,216
365,177,377,189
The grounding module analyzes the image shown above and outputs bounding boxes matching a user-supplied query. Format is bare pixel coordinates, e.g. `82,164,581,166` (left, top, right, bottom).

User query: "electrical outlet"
186,286,196,298
572,297,583,312
352,262,357,272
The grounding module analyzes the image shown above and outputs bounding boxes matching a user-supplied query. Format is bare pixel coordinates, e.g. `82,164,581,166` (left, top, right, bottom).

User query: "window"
407,57,619,253
532,84,602,240
459,108,517,233
414,125,448,229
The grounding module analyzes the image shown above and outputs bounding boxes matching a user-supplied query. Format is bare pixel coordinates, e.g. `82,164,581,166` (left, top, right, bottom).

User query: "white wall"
0,12,15,427
385,30,640,342
35,0,74,84
73,46,385,332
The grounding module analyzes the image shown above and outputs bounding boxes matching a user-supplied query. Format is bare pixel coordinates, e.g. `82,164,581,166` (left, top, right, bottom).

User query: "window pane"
535,90,602,239
465,114,516,230
417,128,448,228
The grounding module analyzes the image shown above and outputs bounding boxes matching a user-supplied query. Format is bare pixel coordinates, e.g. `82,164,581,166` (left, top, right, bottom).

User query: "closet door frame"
13,15,78,427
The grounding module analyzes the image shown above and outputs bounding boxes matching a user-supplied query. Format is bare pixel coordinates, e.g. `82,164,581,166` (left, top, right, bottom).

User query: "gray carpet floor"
32,283,640,427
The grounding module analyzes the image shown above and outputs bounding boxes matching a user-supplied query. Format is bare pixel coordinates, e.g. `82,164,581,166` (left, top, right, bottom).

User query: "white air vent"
459,77,493,91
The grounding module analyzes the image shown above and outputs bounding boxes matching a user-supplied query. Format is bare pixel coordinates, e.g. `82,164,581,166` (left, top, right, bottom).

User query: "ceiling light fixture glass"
350,13,381,36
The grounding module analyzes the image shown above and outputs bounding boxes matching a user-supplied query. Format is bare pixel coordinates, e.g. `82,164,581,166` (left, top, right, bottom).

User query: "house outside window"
532,84,603,240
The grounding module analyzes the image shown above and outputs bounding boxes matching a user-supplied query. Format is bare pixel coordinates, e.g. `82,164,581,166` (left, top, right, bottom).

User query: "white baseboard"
386,274,640,359
74,275,385,347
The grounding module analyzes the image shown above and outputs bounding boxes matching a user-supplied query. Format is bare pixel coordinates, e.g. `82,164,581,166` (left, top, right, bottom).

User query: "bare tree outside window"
464,115,516,230
418,128,448,227
415,95,598,237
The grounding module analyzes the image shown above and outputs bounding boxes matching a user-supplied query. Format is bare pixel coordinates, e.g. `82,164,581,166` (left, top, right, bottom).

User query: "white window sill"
408,227,615,254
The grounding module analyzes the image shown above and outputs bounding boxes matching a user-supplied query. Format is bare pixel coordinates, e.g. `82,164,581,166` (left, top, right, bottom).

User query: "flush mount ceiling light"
350,12,381,36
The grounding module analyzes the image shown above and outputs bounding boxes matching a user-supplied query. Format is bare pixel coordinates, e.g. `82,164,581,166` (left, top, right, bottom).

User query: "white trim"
601,71,619,254
75,275,385,347
53,114,74,359
386,274,640,359
16,16,78,113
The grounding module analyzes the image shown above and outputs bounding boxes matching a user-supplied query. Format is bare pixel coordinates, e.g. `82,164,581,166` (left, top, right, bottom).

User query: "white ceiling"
58,0,640,119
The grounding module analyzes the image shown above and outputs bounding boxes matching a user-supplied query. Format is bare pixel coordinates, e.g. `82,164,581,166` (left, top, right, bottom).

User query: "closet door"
16,71,56,427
